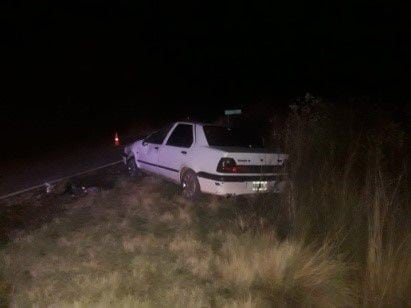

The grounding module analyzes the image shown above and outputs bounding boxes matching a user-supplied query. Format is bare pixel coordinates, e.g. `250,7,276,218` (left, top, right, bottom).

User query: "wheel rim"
127,159,137,176
183,173,196,198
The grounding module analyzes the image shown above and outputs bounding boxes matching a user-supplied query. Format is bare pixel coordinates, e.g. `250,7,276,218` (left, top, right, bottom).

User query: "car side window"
144,125,171,145
166,124,193,148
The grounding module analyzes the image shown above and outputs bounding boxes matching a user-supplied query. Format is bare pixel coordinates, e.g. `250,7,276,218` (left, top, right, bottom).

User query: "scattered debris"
63,183,101,196
45,182,55,194
83,186,101,194
63,183,84,196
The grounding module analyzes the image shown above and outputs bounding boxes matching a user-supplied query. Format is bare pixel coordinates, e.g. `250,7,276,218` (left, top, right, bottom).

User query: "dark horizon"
1,1,410,157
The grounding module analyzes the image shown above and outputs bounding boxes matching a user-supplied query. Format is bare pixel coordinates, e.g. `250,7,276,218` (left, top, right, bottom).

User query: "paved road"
0,142,127,198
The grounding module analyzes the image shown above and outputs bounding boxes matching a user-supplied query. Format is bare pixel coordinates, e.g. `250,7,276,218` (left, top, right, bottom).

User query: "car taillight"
217,158,238,173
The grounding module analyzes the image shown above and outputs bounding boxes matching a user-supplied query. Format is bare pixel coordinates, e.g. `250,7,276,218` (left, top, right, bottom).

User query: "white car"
123,122,288,198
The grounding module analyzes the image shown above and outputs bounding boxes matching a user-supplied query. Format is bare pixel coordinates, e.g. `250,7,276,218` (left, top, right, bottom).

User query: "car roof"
174,121,210,127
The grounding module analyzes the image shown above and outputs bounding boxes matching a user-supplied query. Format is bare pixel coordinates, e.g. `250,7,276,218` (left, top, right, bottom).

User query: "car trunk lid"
209,146,287,173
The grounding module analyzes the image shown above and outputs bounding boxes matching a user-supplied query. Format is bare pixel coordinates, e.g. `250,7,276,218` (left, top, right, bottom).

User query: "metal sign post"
224,109,241,126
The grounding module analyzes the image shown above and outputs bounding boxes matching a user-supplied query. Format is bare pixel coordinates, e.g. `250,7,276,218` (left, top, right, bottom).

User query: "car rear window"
203,125,264,148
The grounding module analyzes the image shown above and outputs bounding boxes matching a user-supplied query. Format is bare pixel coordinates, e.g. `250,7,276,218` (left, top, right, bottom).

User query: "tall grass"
282,95,410,306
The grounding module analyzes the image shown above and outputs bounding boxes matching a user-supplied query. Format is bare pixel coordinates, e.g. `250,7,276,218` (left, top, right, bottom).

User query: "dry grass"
282,97,410,307
0,98,409,307
0,176,356,307
214,233,353,307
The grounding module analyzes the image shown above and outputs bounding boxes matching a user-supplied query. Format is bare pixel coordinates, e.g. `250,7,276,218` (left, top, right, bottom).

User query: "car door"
138,125,171,174
158,123,194,182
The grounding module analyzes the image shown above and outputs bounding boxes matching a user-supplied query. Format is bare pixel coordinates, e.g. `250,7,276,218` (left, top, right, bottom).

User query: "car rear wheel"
181,170,200,199
127,157,141,177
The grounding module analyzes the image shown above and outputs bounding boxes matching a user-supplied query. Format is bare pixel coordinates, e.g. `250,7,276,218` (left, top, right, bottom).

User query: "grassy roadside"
0,177,356,307
0,98,409,307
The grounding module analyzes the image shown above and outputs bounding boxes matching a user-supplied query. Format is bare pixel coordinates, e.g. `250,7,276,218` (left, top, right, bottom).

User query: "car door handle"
154,146,159,150
181,151,187,155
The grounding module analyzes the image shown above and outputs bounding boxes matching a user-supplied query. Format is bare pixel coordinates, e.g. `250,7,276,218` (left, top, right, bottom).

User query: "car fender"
124,140,143,166
192,147,224,174
179,146,216,178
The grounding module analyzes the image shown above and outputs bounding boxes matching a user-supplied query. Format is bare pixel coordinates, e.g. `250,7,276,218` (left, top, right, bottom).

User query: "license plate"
252,181,268,192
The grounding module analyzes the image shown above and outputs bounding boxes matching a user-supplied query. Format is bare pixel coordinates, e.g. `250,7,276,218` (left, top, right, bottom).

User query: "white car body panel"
124,122,288,196
138,143,160,173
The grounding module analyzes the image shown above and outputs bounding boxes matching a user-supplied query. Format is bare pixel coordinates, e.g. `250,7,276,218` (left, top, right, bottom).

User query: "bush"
281,94,410,306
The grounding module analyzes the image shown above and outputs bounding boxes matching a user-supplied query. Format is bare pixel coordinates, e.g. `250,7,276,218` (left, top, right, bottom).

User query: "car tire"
127,157,141,177
181,169,201,199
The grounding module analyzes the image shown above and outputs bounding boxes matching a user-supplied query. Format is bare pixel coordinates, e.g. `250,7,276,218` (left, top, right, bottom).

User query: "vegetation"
0,96,409,307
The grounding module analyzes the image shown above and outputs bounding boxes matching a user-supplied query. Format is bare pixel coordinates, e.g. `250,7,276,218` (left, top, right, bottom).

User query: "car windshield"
203,125,264,148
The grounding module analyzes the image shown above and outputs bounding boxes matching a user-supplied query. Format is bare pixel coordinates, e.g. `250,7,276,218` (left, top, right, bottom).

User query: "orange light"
114,132,120,146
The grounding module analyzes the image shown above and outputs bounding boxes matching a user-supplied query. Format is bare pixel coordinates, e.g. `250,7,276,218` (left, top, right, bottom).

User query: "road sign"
224,109,242,115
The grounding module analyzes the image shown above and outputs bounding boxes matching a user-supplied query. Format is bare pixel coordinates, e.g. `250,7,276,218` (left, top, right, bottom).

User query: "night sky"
0,1,410,153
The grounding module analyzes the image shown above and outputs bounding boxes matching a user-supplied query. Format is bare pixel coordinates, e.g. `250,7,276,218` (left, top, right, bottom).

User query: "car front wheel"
127,157,141,177
181,170,200,199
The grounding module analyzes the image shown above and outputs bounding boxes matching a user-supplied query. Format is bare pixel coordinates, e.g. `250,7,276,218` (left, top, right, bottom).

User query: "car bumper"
197,173,287,196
